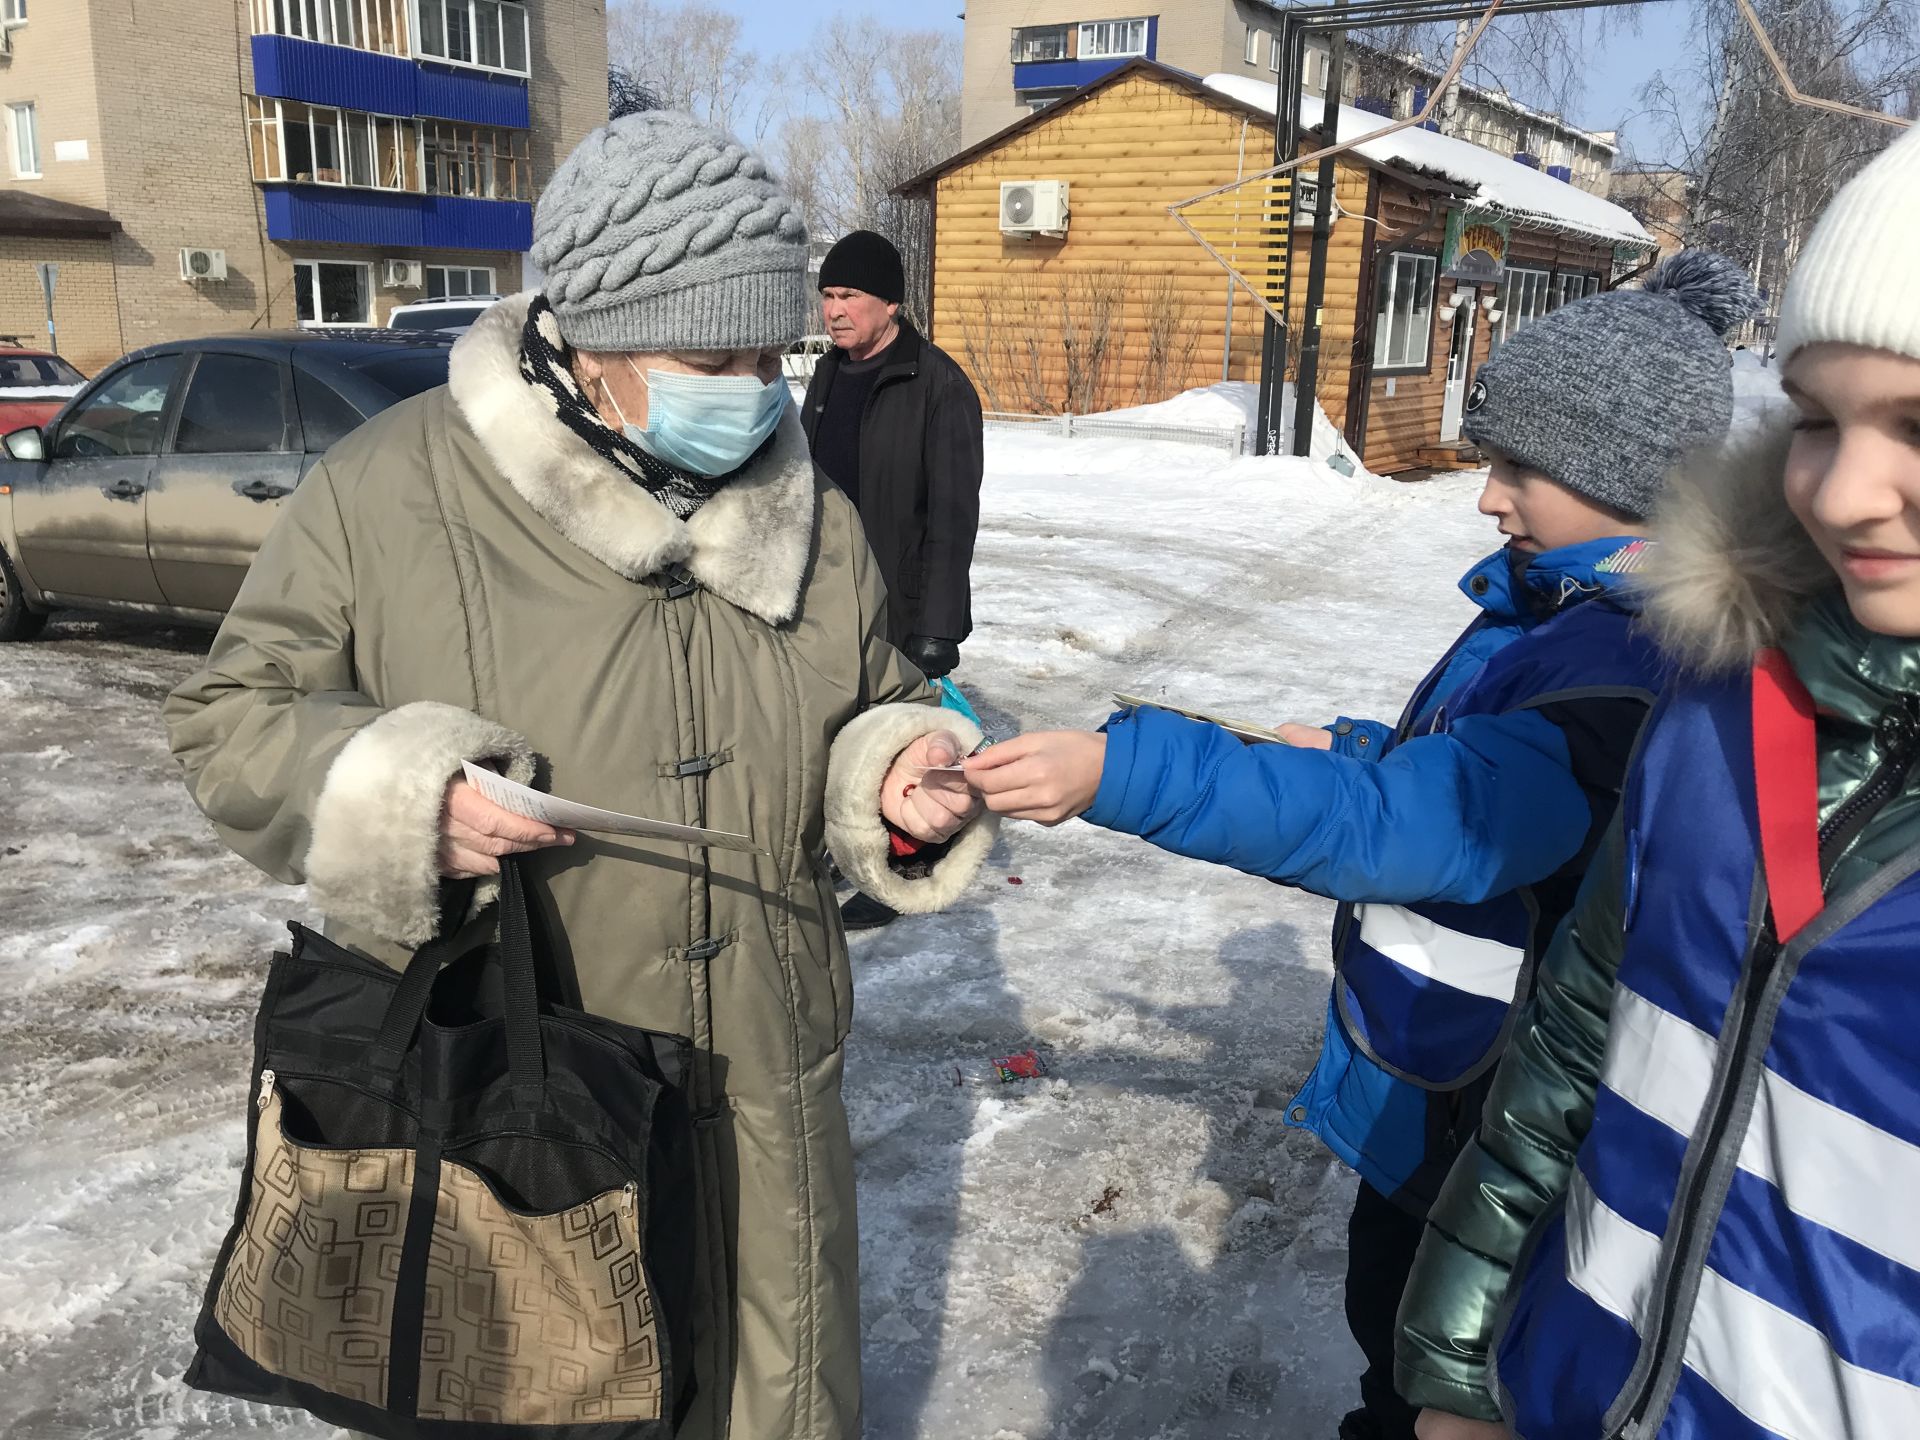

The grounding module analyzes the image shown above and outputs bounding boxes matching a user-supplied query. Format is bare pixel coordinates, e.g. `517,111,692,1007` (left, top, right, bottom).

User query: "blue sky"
708,0,1698,157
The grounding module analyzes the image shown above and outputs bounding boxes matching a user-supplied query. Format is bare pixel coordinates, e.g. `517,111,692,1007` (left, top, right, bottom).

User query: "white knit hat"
1775,121,1920,364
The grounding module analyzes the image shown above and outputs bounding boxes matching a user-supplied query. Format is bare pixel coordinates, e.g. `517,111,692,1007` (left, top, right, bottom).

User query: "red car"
0,343,88,434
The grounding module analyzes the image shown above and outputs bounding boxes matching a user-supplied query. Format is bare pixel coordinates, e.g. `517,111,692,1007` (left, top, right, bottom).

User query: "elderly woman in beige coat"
164,112,995,1440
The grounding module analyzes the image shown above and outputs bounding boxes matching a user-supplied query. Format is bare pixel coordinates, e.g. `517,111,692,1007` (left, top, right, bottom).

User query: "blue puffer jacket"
1084,537,1666,1210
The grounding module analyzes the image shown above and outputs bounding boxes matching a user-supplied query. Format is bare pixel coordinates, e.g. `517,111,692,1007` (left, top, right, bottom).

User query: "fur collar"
1641,417,1837,673
446,293,817,626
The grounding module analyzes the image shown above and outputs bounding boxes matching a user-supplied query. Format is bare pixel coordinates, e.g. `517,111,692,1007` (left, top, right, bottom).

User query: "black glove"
904,635,960,680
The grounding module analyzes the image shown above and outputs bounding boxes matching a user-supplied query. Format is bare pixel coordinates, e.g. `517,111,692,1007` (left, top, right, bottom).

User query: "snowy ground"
0,440,1493,1439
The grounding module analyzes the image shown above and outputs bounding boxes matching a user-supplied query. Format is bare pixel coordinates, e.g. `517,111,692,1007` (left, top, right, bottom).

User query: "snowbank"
1730,349,1789,427
1097,381,1374,476
1203,73,1653,251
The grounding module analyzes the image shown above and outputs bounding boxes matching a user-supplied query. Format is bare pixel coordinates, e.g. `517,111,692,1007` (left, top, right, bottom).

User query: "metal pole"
1254,11,1296,456
1290,11,1347,457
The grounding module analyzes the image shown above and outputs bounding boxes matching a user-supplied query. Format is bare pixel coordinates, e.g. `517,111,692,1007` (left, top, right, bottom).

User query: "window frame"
411,0,530,77
249,0,410,55
8,102,39,179
168,351,296,456
1496,265,1553,344
247,98,428,195
1243,24,1260,65
1076,17,1147,59
2,0,26,26
1550,270,1600,309
1269,33,1282,73
1370,250,1440,377
425,264,495,299
293,258,376,328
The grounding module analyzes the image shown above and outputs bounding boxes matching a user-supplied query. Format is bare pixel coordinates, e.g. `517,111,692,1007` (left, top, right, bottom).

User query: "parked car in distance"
0,343,88,434
0,331,452,641
387,295,502,336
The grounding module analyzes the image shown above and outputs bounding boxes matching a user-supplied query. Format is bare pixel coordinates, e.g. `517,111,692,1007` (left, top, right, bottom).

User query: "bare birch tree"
605,0,778,142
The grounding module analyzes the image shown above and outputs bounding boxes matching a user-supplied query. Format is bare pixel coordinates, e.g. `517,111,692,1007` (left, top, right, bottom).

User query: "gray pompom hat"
1463,249,1761,520
531,110,811,354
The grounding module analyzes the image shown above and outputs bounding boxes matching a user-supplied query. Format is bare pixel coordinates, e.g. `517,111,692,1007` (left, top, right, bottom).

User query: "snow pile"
1203,73,1653,250
1730,348,1789,427
1099,381,1373,476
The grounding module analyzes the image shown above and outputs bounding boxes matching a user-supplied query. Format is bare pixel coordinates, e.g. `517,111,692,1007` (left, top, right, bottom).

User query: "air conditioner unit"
381,259,424,290
179,247,228,282
999,180,1069,237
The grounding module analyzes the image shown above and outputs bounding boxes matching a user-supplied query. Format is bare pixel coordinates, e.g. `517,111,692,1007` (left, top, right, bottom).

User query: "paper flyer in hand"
462,762,766,853
1111,694,1290,745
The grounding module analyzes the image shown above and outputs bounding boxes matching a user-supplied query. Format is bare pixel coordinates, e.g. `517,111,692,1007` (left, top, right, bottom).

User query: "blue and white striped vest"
1493,671,1920,1440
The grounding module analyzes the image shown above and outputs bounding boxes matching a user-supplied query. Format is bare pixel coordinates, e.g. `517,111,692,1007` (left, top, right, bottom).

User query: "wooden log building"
898,60,1655,474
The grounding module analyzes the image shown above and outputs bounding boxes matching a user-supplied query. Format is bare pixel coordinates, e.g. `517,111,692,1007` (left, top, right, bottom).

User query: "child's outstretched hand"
964,731,1106,825
1276,723,1333,749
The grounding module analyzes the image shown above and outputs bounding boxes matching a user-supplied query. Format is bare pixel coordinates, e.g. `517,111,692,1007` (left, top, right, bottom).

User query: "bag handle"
1752,648,1824,944
372,857,547,1093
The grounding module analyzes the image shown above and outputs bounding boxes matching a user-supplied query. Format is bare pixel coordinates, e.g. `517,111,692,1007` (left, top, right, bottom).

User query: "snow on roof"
1202,72,1654,250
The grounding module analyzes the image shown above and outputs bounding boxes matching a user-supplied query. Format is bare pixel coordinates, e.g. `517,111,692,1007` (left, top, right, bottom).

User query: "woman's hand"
963,730,1106,825
1415,1411,1511,1440
438,778,576,878
1276,722,1334,749
880,731,984,844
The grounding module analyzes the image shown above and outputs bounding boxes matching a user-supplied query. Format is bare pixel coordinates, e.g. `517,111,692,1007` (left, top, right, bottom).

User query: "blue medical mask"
608,360,787,478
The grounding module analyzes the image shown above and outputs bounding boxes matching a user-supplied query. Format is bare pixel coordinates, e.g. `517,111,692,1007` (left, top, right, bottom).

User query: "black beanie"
818,230,905,304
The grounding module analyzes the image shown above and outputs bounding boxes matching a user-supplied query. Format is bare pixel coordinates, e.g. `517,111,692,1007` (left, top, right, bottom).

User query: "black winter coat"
801,321,983,648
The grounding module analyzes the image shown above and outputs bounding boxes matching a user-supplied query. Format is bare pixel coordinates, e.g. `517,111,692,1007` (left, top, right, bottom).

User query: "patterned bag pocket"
417,1142,662,1426
214,1074,416,1406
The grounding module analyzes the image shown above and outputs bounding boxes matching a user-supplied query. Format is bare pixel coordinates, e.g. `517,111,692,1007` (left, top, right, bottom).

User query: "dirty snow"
0,440,1493,1438
1203,72,1653,250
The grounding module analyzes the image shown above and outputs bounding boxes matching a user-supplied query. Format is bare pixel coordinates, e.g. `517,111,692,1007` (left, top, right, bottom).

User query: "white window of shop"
1551,271,1599,308
1077,18,1147,59
1373,252,1438,372
1497,266,1552,343
414,0,529,75
427,265,494,298
294,259,374,326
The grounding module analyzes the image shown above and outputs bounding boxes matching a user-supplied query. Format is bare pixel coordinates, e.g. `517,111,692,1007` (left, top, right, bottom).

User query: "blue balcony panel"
1013,57,1129,91
264,185,532,252
252,35,528,129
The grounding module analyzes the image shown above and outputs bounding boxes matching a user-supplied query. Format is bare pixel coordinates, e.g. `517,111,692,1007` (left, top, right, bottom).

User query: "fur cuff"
825,703,998,914
306,701,536,947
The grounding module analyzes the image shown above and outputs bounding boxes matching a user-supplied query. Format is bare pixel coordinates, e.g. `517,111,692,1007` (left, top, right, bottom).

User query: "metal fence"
982,410,1247,458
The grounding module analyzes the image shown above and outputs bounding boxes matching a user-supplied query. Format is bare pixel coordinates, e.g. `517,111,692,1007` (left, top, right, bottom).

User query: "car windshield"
0,354,85,388
354,351,451,400
389,306,488,332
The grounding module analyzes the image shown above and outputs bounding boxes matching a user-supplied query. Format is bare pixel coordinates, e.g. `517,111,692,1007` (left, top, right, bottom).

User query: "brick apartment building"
0,0,608,375
961,0,1616,195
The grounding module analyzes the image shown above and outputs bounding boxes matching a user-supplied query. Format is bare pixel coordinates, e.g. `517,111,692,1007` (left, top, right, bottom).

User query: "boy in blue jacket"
967,252,1757,1440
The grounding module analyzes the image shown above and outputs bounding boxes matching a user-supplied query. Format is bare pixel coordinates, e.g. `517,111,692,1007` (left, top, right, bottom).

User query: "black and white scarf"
518,294,735,521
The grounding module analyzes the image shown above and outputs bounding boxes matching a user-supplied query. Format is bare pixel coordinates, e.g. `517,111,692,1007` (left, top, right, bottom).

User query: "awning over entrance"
0,192,121,240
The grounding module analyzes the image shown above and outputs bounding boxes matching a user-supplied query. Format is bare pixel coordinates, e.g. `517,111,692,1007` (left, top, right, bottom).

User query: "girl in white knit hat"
1394,119,1920,1440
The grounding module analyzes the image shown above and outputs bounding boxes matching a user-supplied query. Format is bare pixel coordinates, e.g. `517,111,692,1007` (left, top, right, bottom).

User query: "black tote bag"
186,860,698,1438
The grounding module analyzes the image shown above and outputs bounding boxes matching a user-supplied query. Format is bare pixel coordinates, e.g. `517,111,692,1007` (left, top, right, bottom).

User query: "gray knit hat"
1463,250,1760,519
531,111,810,353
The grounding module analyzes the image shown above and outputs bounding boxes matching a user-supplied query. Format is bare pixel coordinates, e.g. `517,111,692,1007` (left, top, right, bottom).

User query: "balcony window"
415,0,528,76
421,118,530,201
1077,18,1146,59
250,0,410,55
248,96,422,193
1011,25,1069,62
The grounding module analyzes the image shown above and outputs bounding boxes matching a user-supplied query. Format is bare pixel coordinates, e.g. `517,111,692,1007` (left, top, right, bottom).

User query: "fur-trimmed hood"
1641,417,1837,673
446,292,816,626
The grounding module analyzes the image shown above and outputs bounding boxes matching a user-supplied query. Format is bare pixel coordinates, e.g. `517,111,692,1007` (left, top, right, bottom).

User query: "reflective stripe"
1605,987,1920,1275
1567,1174,1920,1440
1354,903,1525,1003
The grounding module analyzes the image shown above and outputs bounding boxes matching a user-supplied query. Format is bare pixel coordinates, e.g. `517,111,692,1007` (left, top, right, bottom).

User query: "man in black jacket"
803,231,984,930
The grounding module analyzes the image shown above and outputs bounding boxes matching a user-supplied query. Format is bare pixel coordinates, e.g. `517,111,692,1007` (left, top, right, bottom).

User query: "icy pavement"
0,441,1492,1440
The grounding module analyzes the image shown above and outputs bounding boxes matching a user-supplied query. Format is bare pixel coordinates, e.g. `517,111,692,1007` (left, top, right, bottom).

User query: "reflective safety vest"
1493,670,1920,1440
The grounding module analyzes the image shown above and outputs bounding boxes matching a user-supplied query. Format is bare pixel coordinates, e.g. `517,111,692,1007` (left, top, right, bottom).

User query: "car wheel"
0,541,49,641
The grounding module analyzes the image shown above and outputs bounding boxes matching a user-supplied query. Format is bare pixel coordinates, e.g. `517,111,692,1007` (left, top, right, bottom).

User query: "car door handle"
236,480,293,502
103,479,145,500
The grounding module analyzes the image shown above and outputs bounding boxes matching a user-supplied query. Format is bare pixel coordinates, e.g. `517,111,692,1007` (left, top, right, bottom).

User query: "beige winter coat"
163,294,996,1440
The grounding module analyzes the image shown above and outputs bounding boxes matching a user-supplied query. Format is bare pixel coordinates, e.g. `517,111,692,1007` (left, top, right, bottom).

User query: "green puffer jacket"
164,295,998,1440
1393,420,1920,1420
